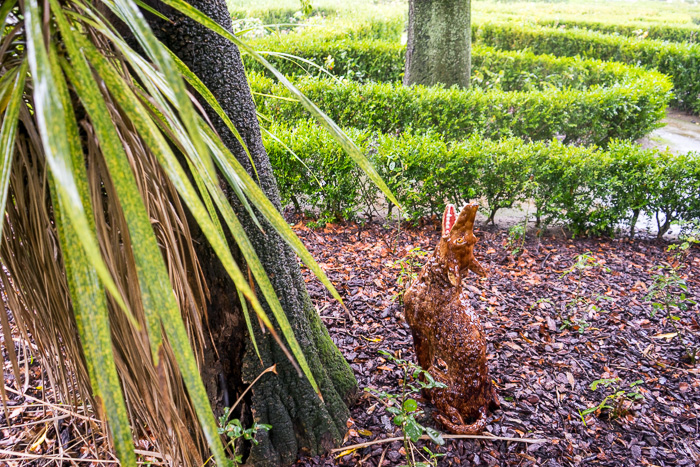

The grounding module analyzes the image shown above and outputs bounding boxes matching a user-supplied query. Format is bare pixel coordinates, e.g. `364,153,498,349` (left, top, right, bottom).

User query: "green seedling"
560,317,591,334
391,247,429,305
506,222,527,257
217,365,276,465
578,378,644,425
366,350,446,467
558,252,610,334
646,261,697,364
217,415,271,466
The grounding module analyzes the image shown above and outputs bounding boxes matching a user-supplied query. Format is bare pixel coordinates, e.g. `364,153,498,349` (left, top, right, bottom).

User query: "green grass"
229,0,700,31
472,0,700,28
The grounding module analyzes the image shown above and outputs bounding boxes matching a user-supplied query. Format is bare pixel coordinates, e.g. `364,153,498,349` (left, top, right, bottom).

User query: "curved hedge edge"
244,34,662,92
263,120,700,238
534,19,700,44
229,7,405,42
249,68,672,147
474,22,700,114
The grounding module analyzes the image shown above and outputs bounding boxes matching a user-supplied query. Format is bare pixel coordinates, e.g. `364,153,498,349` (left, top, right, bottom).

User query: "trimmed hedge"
250,69,671,146
247,35,405,83
474,22,700,114
246,35,664,92
535,19,700,44
230,8,404,41
264,121,700,238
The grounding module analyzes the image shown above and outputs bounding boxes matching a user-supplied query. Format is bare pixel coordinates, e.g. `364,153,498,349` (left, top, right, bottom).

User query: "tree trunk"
404,0,472,88
629,208,640,239
144,1,357,464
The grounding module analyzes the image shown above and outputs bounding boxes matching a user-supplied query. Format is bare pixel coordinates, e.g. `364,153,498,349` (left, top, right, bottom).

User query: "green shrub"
535,19,700,44
263,122,370,222
250,70,671,146
230,8,404,41
246,34,662,92
604,141,660,238
230,7,337,25
646,151,700,239
263,121,700,236
474,22,700,114
247,35,406,83
528,143,617,236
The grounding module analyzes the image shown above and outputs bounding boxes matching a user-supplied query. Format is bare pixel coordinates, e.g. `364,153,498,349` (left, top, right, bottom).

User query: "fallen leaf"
652,332,677,340
504,341,523,351
362,336,382,343
335,447,359,458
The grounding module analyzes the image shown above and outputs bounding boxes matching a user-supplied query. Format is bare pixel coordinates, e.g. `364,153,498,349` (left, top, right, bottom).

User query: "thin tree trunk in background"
143,1,357,464
404,0,472,88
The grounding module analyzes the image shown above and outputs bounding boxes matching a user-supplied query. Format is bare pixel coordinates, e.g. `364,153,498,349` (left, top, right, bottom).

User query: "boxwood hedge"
534,19,700,44
230,8,404,41
264,121,700,238
474,22,700,114
246,34,664,90
250,67,671,146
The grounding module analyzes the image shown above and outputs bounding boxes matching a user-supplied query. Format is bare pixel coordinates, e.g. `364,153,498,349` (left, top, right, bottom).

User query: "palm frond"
0,0,396,464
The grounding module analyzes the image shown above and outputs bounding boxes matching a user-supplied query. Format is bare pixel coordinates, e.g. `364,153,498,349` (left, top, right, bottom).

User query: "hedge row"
535,19,700,44
247,34,663,93
230,8,404,42
250,68,671,146
474,22,700,114
264,121,700,238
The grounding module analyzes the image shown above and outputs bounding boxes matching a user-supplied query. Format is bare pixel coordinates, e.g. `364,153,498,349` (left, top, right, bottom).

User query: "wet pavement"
639,109,700,154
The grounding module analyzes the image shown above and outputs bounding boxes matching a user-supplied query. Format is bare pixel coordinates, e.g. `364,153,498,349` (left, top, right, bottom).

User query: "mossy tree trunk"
143,1,357,464
404,0,472,88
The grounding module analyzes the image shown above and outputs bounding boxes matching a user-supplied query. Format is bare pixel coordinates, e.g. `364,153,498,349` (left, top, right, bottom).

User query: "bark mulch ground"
1,219,699,466
292,218,700,467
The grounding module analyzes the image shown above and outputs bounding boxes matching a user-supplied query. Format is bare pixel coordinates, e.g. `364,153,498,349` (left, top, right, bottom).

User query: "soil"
291,217,700,467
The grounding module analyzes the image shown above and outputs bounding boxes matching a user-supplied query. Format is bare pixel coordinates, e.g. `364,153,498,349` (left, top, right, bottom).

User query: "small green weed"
391,247,429,305
217,365,277,465
645,264,697,364
559,317,591,334
645,224,697,363
578,378,644,424
217,415,271,466
506,222,527,257
365,350,446,467
557,252,610,334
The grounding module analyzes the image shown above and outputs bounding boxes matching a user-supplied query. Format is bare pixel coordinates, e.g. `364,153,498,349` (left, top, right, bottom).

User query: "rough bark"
143,1,357,464
404,0,472,88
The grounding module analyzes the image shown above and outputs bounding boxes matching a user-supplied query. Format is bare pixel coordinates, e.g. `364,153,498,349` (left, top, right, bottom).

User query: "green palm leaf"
0,0,392,464
23,0,135,325
157,0,401,210
0,62,26,240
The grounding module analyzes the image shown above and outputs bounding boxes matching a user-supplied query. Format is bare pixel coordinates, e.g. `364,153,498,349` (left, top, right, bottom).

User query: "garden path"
640,109,700,155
